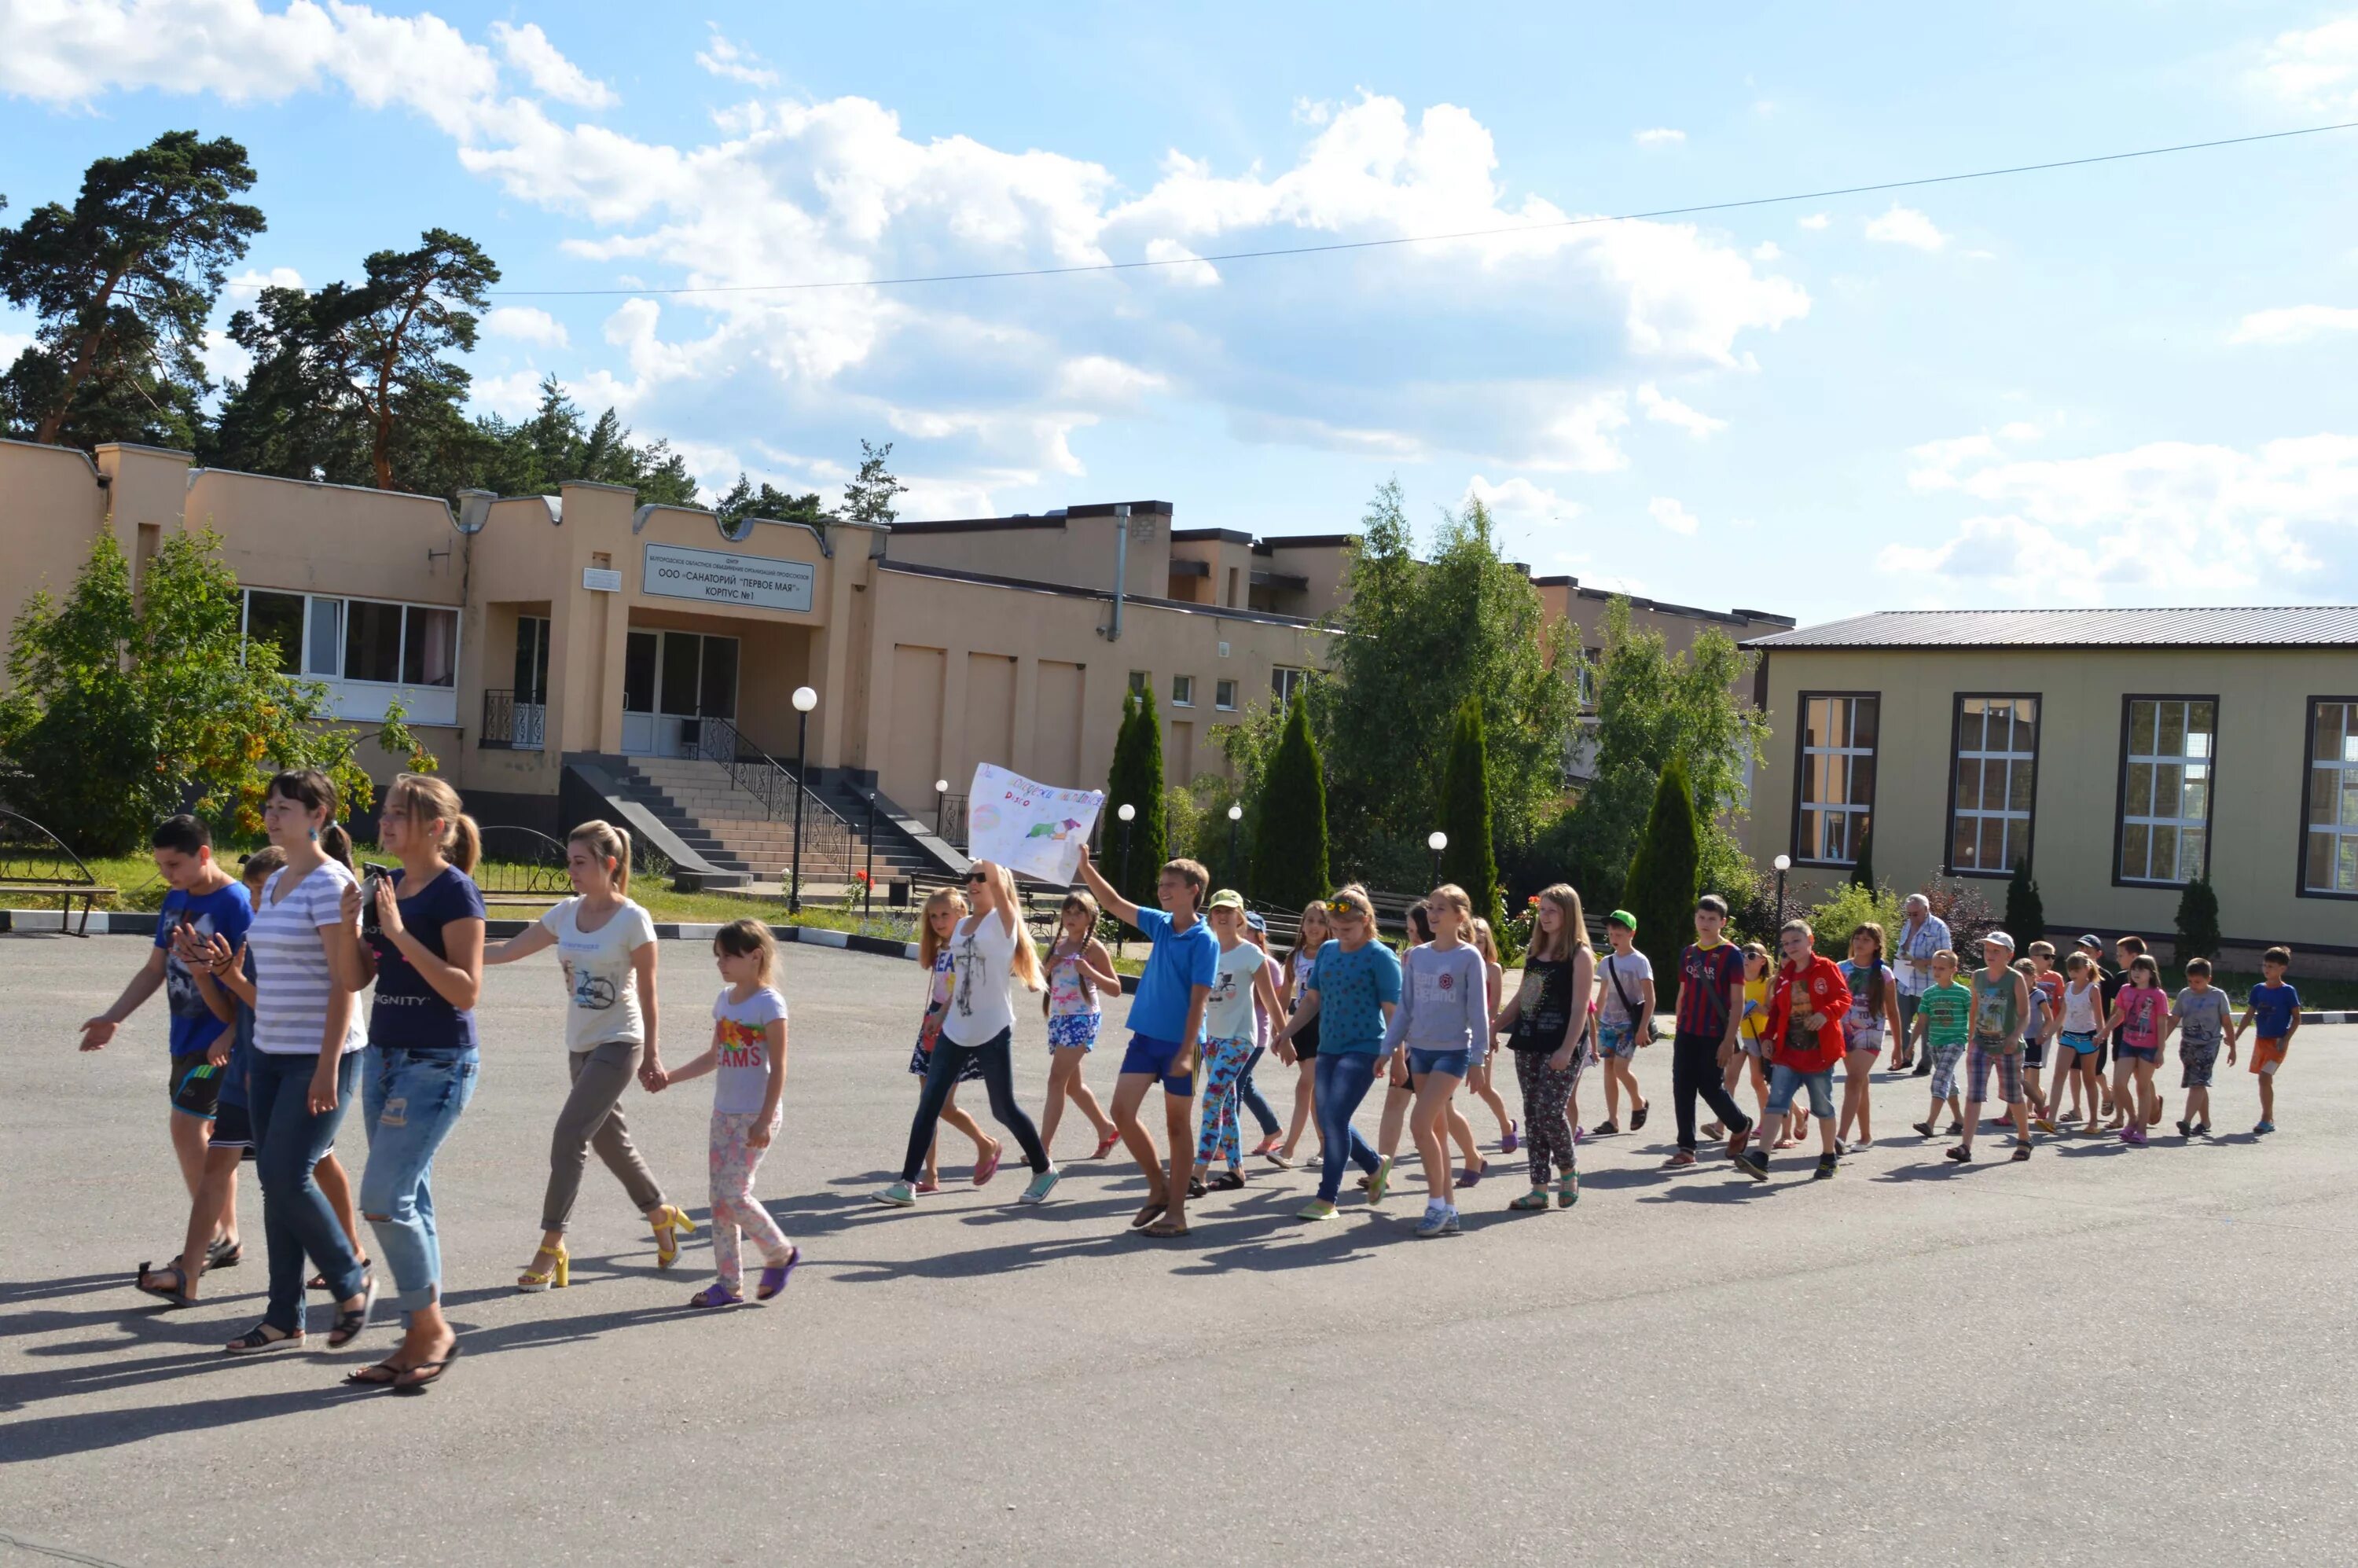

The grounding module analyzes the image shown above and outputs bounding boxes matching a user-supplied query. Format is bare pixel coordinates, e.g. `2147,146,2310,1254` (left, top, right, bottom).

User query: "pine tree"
2174,874,2222,962
1248,690,1329,910
1622,754,1702,986
1104,688,1168,911
2004,856,2045,946
1438,698,1505,937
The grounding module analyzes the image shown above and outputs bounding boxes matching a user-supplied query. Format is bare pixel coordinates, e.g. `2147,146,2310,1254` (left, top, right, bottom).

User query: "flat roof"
1746,606,2358,650
1533,576,1798,630
1170,527,1254,545
878,559,1324,631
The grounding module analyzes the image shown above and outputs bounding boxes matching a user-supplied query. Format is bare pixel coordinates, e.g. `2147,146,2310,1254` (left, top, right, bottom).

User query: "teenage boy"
1951,933,2033,1163
1741,920,1850,1181
1077,843,1215,1238
1665,894,1754,1169
2165,957,2237,1139
1592,910,1653,1137
79,816,253,1269
2239,946,2301,1134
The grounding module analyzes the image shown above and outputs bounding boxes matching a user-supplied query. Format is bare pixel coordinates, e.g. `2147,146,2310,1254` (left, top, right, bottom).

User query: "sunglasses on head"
1322,901,1361,917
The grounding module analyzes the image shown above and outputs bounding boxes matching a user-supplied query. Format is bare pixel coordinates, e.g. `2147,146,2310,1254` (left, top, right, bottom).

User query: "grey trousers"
542,1040,667,1232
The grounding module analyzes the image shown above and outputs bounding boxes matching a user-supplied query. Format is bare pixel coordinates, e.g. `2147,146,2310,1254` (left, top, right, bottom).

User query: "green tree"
1621,754,1702,986
350,229,499,490
0,130,264,450
468,376,696,505
1247,691,1330,909
2004,857,2045,946
1104,689,1169,909
2174,874,2222,962
714,472,827,534
841,438,909,525
1438,697,1505,937
1849,821,1875,890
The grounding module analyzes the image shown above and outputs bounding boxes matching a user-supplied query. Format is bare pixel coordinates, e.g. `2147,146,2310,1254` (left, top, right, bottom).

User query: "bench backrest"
0,808,102,889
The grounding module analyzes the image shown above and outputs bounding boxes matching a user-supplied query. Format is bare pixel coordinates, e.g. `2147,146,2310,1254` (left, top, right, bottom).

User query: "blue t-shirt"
2246,981,2301,1040
1309,939,1404,1054
1126,905,1218,1043
155,881,253,1058
365,866,488,1053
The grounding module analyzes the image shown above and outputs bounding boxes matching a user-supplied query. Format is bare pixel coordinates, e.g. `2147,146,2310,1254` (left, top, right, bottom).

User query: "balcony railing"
479,689,545,751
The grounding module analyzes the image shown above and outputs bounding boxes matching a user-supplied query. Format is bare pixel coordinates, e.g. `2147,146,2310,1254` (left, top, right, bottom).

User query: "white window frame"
2302,697,2358,898
2116,696,2215,887
1170,673,1196,708
1272,665,1309,707
1214,678,1236,711
240,586,461,726
1948,695,2040,877
1794,692,1878,867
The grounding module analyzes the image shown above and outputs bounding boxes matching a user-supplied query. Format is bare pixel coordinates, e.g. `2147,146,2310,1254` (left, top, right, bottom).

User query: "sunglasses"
1321,901,1364,918
966,872,989,884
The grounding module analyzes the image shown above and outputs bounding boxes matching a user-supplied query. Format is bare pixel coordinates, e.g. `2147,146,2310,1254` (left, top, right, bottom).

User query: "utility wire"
457,119,2358,299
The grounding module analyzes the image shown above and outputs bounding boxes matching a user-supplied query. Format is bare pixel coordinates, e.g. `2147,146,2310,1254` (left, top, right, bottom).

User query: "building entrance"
621,630,740,757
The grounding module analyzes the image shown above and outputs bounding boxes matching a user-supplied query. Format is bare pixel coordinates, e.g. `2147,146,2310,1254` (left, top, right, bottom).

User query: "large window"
2304,699,2358,897
1794,692,1878,865
2117,697,2215,885
1272,665,1310,707
239,587,460,724
1948,695,2040,876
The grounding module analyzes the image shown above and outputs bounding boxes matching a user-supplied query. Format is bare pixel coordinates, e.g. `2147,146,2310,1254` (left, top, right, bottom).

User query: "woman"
343,774,486,1392
876,861,1061,1207
1835,922,1901,1152
1493,883,1593,1210
1275,884,1399,1221
487,821,695,1290
1271,901,1333,1166
225,770,375,1353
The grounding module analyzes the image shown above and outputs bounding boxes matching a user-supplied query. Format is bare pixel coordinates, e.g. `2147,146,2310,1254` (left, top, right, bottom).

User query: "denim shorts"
2116,1043,2161,1067
2059,1030,2101,1059
1407,1046,1472,1079
1765,1063,1835,1119
1595,1023,1640,1059
1119,1032,1195,1096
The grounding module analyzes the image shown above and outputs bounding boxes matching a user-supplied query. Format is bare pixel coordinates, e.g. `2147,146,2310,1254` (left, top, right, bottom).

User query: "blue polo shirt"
1128,905,1218,1042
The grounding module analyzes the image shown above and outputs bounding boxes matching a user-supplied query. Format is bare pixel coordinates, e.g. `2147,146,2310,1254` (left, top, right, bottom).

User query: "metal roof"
1744,606,2358,650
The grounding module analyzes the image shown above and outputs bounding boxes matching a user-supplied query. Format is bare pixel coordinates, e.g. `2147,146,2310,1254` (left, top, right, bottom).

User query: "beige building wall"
0,439,112,678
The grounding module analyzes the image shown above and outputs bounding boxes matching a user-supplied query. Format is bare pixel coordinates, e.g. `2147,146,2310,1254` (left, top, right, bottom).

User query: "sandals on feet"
205,1236,243,1270
1508,1188,1551,1210
226,1322,304,1354
1140,1217,1191,1239
688,1283,744,1309
326,1271,377,1349
1090,1129,1121,1160
134,1261,198,1309
1208,1170,1246,1192
756,1247,800,1300
309,1256,370,1291
394,1343,461,1395
1130,1201,1166,1230
344,1359,409,1387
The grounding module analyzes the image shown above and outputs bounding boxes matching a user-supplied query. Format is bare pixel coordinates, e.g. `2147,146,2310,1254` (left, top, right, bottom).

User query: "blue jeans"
248,1048,366,1333
361,1048,479,1316
1313,1052,1385,1202
1237,1045,1280,1138
1765,1063,1837,1121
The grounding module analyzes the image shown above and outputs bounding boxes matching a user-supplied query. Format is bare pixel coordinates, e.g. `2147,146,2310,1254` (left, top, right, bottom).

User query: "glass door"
625,631,740,757
621,630,657,755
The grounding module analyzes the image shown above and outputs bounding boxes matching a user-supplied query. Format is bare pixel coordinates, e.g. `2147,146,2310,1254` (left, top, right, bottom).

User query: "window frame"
1170,673,1196,708
1128,670,1151,700
1271,664,1309,707
1942,692,2043,880
2110,693,2220,889
1787,689,1881,869
2297,694,2358,903
1213,678,1237,711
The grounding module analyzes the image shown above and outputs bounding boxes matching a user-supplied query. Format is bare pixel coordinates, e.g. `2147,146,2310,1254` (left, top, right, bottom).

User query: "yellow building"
1743,609,2358,972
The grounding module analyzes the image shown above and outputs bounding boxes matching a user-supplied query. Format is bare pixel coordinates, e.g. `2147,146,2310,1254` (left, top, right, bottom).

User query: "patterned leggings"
709,1111,792,1293
1195,1035,1257,1170
1514,1048,1585,1183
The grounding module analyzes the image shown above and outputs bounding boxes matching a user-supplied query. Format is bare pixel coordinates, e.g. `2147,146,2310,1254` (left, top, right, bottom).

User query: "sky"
6,2,2358,626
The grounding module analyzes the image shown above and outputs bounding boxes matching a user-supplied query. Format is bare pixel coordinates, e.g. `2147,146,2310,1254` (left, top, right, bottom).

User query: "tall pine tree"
1104,688,1169,911
1248,690,1329,910
1622,754,1702,986
2004,856,2045,946
1438,698,1504,937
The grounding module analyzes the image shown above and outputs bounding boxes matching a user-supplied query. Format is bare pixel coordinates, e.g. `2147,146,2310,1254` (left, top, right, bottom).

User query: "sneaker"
1739,1149,1769,1181
1414,1204,1452,1238
1295,1199,1340,1221
873,1181,916,1207
2254,1118,2275,1135
1366,1158,1394,1206
1440,1207,1462,1236
1912,1063,1933,1077
1589,1119,1620,1138
2194,1122,2211,1138
1813,1153,1838,1181
1703,1122,1725,1140
1912,1120,1936,1137
1017,1167,1062,1205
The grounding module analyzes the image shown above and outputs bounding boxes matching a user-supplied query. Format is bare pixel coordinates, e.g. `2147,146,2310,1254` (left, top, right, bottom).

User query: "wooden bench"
0,808,117,936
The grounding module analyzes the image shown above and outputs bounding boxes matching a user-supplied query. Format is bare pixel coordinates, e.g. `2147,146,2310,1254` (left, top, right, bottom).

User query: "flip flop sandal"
973,1144,1003,1186
1140,1218,1192,1239
133,1262,197,1309
394,1343,461,1395
1508,1189,1551,1210
1091,1129,1122,1160
344,1360,409,1387
1130,1202,1166,1230
205,1236,243,1270
688,1284,744,1309
325,1271,377,1349
1458,1164,1483,1188
1208,1171,1246,1192
755,1247,801,1300
1630,1103,1651,1131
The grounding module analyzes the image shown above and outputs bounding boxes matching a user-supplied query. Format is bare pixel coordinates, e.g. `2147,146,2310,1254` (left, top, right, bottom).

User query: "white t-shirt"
711,985,788,1116
1596,949,1655,1028
539,897,658,1052
942,912,1017,1048
1204,942,1267,1041
250,860,367,1056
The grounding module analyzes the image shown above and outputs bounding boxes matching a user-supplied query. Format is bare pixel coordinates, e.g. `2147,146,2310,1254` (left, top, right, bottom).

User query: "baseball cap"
1984,930,2016,952
1607,909,1637,931
1207,889,1245,913
2075,933,2103,951
1244,910,1268,931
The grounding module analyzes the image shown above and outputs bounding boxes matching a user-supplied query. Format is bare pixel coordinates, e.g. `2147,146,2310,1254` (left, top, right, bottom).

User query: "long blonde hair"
384,773,481,874
1470,916,1500,965
1530,882,1589,964
975,861,1045,992
568,819,631,895
919,886,968,973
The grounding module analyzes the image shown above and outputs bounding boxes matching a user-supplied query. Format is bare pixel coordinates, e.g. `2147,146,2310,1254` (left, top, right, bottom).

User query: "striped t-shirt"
251,860,366,1056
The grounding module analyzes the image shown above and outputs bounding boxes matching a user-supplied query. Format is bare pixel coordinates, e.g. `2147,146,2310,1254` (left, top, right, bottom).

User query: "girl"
1464,917,1517,1151
1276,885,1398,1220
2106,955,2170,1147
1038,891,1121,1160
1192,891,1286,1195
1493,883,1592,1210
654,920,799,1309
909,887,997,1188
486,821,694,1291
877,861,1060,1207
1731,943,1781,1145
1232,912,1286,1166
1374,902,1486,1193
224,770,375,1354
1272,902,1333,1166
1835,923,1900,1152
2050,951,2110,1133
1387,885,1490,1236
343,774,487,1392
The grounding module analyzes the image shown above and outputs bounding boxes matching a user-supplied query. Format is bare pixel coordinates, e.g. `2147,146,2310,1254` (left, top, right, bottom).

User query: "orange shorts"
2250,1037,2290,1077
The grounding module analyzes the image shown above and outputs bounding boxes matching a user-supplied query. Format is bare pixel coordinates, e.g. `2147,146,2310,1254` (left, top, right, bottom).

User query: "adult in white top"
877,861,1060,1207
1892,894,1952,1072
486,821,695,1291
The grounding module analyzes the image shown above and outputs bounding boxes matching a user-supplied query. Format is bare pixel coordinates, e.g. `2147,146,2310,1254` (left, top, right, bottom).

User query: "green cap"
1207,888,1245,912
1608,909,1637,931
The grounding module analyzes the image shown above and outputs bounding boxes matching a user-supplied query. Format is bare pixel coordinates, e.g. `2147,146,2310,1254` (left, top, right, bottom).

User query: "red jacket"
1766,955,1853,1074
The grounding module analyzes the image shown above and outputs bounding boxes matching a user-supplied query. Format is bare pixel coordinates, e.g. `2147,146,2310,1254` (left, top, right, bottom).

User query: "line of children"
1038,891,1122,1160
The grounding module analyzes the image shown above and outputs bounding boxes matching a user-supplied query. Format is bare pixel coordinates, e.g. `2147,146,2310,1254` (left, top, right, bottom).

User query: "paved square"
5,934,2355,1566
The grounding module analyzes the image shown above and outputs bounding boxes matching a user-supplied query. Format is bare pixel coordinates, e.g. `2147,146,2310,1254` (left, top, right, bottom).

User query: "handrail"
685,714,855,834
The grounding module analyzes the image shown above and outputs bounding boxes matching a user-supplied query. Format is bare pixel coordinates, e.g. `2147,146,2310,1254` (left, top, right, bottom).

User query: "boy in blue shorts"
1077,843,1215,1238
2239,946,2300,1134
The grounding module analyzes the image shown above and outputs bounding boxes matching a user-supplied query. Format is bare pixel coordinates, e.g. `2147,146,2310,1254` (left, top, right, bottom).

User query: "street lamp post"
1115,802,1137,957
1427,828,1448,887
1772,853,1792,927
788,685,817,914
864,789,878,919
1225,802,1243,890
934,779,949,840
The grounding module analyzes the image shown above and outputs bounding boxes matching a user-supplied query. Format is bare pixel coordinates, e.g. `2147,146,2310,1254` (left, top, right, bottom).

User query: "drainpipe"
1098,501,1129,643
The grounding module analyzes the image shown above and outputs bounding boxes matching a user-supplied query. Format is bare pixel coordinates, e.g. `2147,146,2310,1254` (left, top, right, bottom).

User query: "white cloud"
471,369,549,419
1462,474,1581,527
491,20,615,109
1750,241,1783,262
1996,420,2044,442
1143,237,1220,287
1052,354,1167,406
2231,303,2358,345
1647,495,1700,534
1633,127,1684,147
198,328,250,384
1637,382,1726,438
1797,212,1829,230
0,330,31,366
1864,204,1947,252
695,24,777,87
483,305,571,349
1292,96,1333,127
225,265,304,295
1536,393,1631,472
2255,17,2358,112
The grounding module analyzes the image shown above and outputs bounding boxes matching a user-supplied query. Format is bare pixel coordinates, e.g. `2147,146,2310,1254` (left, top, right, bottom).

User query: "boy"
1907,949,1972,1138
1192,890,1286,1195
80,816,252,1273
1950,932,2033,1162
1076,843,1215,1238
1666,894,1754,1169
2239,946,2301,1134
2022,941,2064,1126
2165,957,2237,1139
1592,909,1653,1137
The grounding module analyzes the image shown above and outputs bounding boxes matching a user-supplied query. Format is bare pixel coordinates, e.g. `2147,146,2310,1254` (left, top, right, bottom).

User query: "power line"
458,119,2358,299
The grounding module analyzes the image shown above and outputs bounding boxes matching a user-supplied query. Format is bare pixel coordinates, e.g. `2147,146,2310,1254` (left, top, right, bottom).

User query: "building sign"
582,567,622,592
642,542,815,612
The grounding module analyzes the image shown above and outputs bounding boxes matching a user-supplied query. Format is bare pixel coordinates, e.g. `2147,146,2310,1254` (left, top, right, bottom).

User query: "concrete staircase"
608,756,938,887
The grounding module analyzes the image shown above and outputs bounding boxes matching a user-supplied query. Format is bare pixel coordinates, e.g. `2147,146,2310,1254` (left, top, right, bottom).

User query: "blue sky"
6,2,2358,626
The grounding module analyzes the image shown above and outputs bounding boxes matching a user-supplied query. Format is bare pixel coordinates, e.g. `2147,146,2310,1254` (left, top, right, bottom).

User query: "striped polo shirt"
250,860,367,1056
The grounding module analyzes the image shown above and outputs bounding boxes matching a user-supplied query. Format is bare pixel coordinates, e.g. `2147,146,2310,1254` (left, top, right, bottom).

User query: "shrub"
2004,857,2046,946
1622,755,1701,985
1918,876,2000,957
2174,874,2221,962
1804,880,1904,960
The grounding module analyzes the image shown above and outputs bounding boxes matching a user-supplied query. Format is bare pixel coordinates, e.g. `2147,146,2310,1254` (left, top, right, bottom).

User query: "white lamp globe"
1773,854,1792,872
1117,802,1136,823
1427,830,1447,852
1227,803,1243,821
792,685,818,713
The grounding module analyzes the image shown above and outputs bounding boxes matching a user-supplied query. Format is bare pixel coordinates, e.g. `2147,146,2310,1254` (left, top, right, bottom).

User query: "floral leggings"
1194,1035,1258,1170
1514,1047,1585,1184
710,1111,793,1294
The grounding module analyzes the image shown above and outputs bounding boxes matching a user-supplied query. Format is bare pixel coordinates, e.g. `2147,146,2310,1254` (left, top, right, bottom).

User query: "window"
307,597,343,678
1171,674,1196,707
1794,693,1878,865
243,589,306,674
1129,670,1151,699
402,607,457,687
1948,696,2040,876
513,615,552,705
1272,665,1309,707
2117,697,2216,885
1214,679,1237,711
2303,699,2358,896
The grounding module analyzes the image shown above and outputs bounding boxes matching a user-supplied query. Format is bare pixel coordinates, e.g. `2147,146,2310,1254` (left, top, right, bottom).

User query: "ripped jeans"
361,1048,479,1317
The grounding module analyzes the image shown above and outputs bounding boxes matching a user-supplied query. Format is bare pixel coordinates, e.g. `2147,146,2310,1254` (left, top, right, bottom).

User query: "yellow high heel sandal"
517,1242,568,1292
651,1206,697,1269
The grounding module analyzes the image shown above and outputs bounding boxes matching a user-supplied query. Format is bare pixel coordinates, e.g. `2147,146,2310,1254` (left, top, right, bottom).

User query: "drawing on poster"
964,764,1104,885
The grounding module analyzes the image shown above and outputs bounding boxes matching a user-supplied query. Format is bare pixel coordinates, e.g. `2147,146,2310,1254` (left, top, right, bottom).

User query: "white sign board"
582,567,622,592
643,542,815,612
965,764,1104,887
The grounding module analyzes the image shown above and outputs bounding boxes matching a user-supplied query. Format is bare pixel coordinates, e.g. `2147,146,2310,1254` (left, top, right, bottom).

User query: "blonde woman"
908,886,996,1189
485,821,694,1290
876,861,1060,1207
1493,883,1595,1210
1274,884,1399,1221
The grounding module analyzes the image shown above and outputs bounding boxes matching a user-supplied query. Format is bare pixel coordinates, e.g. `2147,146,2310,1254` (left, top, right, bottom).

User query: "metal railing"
479,689,545,751
935,792,968,849
685,714,858,876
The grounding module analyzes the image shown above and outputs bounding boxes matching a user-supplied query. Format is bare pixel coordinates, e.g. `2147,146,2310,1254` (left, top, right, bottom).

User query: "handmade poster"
965,764,1105,885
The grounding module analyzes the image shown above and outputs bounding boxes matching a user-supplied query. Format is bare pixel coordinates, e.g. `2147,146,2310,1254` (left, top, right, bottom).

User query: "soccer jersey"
1674,941,1745,1037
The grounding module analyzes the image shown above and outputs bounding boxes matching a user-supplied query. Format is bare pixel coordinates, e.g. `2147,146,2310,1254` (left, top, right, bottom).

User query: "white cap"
1984,930,2016,952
